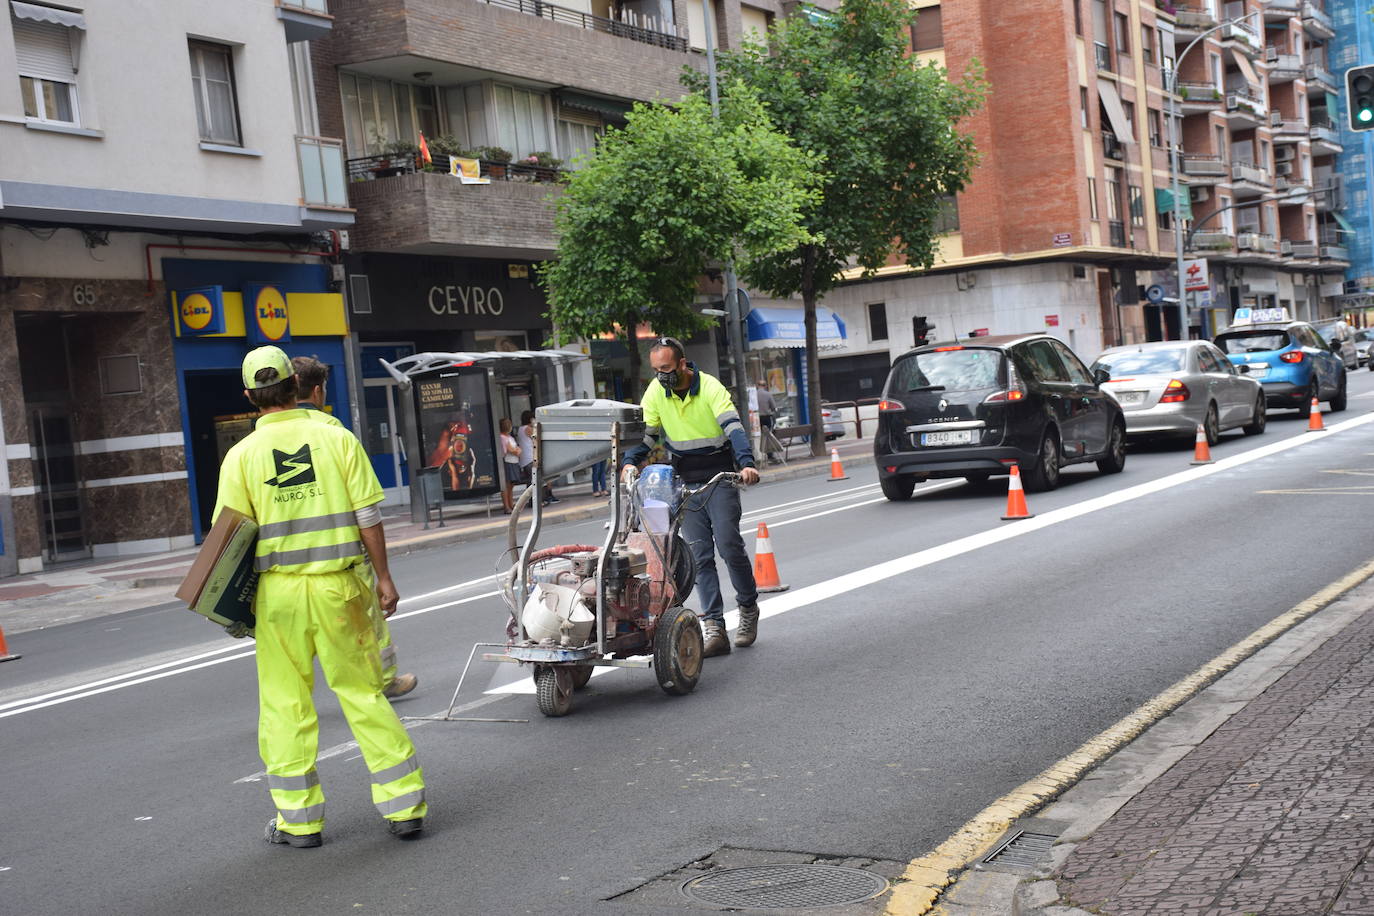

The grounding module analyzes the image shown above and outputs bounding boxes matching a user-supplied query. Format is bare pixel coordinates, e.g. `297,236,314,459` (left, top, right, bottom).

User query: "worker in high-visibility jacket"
215,346,426,848
291,355,417,701
622,336,761,658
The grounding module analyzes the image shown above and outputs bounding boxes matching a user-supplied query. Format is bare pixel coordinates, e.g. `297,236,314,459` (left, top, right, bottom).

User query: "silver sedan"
1090,341,1267,445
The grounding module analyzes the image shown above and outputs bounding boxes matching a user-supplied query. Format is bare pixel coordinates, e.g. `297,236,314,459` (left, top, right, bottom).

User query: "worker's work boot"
384,673,419,699
265,818,322,848
734,603,760,648
387,818,424,839
702,621,731,657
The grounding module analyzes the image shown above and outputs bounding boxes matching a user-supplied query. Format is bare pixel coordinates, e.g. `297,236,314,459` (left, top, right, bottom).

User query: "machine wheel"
1203,404,1220,446
880,474,916,501
1021,431,1061,492
535,666,574,717
670,533,696,601
569,665,594,690
654,606,704,696
1331,373,1348,412
1242,394,1267,436
1097,420,1127,475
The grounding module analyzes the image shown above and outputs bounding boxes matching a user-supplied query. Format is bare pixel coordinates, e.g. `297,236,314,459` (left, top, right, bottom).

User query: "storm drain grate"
981,830,1057,868
681,864,890,910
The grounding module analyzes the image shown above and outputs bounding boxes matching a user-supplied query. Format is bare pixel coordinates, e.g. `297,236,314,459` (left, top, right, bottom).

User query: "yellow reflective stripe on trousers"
372,754,420,786
258,511,358,541
278,802,325,822
376,788,426,817
255,541,364,572
267,770,320,792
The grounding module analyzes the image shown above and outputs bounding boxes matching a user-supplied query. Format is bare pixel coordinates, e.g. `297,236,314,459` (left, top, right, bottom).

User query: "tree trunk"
801,246,826,458
624,322,642,403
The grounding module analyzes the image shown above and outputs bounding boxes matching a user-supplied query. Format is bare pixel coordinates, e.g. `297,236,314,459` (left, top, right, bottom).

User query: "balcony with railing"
1310,121,1344,154
1174,4,1219,32
297,136,350,212
1224,89,1266,125
1178,80,1223,112
1263,0,1302,18
1102,131,1125,161
1109,220,1128,247
1220,21,1261,54
1184,153,1228,183
1270,110,1307,139
1231,161,1271,196
1320,244,1351,263
1264,51,1303,82
1288,239,1319,258
1191,230,1235,252
1304,63,1338,93
1236,231,1280,254
1302,1,1335,38
1313,179,1342,211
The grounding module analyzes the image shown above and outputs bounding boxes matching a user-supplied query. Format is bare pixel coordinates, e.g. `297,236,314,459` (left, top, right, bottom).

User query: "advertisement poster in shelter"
414,365,498,499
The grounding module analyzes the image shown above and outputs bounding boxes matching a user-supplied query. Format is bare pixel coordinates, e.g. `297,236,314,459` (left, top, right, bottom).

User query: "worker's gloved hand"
224,621,250,639
620,465,638,486
740,467,760,486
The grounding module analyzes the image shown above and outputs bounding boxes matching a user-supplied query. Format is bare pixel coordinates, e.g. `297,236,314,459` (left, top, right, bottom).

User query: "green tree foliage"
684,0,984,453
539,89,819,400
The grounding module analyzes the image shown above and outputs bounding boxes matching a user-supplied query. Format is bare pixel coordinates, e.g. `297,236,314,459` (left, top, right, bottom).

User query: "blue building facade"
1333,0,1374,306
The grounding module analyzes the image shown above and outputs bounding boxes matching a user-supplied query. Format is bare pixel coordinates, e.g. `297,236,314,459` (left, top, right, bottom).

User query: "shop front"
745,306,848,425
164,259,350,539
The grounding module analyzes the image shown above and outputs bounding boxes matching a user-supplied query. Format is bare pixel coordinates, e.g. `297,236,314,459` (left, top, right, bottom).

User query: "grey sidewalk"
0,438,864,635
938,572,1374,916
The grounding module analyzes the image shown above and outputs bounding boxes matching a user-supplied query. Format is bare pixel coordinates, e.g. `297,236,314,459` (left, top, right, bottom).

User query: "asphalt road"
6,370,1374,914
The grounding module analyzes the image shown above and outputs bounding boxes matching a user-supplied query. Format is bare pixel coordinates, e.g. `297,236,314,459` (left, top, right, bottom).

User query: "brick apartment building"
814,0,1352,402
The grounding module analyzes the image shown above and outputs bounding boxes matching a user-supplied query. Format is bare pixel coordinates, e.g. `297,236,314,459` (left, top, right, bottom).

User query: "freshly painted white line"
400,575,500,606
481,416,1374,696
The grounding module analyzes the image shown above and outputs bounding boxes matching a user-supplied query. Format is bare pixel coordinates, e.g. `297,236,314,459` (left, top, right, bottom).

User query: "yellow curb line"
885,553,1374,916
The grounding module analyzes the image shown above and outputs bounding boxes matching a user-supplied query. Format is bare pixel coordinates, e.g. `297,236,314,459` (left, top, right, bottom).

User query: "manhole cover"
681,864,889,910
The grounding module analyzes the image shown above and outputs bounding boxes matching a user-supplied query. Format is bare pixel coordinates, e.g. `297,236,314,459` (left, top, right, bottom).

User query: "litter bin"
417,466,446,529
534,399,644,477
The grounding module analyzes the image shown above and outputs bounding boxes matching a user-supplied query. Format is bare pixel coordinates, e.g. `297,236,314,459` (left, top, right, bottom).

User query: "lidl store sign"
176,286,226,336
244,283,291,344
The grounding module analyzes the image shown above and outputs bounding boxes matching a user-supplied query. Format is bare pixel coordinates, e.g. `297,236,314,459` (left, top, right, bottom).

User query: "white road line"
481,415,1374,696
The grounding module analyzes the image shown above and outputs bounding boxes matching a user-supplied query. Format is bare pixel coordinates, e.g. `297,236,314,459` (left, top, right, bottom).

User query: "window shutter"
911,5,942,51
13,18,74,82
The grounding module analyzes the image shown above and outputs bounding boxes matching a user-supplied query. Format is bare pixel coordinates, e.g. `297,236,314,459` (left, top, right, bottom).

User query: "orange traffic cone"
0,624,19,663
827,447,849,481
1001,464,1034,520
1190,423,1214,465
752,523,790,594
1307,397,1325,432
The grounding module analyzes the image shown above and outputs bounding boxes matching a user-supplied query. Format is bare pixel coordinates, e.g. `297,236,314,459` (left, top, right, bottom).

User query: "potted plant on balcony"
478,146,513,179
374,138,420,177
424,135,467,172
520,151,563,182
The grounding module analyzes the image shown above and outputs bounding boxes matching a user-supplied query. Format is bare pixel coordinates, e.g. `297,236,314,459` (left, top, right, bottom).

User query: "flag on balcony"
419,132,433,165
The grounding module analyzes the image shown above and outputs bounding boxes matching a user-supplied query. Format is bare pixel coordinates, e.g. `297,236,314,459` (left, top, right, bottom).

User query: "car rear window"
1216,330,1291,354
1092,349,1186,375
889,348,1003,392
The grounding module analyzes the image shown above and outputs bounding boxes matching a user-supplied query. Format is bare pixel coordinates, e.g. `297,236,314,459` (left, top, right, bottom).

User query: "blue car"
1213,318,1347,412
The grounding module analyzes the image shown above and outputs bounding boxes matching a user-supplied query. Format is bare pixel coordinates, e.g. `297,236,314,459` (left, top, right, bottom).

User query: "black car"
874,334,1127,500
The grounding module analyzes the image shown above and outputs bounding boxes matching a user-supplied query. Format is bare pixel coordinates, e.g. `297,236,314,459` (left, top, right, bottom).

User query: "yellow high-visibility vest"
214,409,382,575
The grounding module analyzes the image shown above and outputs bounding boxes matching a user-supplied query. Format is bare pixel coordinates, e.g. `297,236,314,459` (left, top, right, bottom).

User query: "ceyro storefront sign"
349,254,551,332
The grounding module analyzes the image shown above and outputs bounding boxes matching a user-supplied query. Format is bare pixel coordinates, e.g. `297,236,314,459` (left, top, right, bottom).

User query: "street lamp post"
1167,12,1262,338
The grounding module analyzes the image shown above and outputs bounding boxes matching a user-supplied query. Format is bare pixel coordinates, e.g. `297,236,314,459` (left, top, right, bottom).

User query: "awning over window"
1097,79,1134,144
1332,211,1356,234
556,91,634,123
1155,186,1192,220
10,1,85,29
1230,47,1259,87
746,307,847,350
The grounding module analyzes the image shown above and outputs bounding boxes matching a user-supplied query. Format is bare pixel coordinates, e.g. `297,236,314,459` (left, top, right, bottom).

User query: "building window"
189,41,241,145
1114,12,1130,56
1148,108,1162,146
741,4,771,45
1214,124,1227,160
13,14,80,124
1121,100,1135,138
494,84,552,160
911,4,942,51
1080,87,1089,129
1129,185,1145,227
1088,177,1099,219
556,112,602,169
339,72,439,157
1106,175,1121,221
867,302,888,341
933,194,960,233
1073,0,1082,36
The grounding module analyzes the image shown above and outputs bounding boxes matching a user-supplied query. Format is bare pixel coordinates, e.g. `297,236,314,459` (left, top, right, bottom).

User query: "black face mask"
656,369,680,391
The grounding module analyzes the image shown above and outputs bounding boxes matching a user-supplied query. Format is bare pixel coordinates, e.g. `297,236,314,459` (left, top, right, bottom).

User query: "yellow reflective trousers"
254,568,426,836
357,561,399,686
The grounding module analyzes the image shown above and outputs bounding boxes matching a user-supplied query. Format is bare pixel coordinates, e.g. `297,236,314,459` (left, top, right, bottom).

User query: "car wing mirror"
1238,364,1251,374
1092,368,1110,385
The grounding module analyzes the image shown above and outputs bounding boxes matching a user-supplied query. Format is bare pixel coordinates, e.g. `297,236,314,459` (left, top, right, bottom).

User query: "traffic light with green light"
1349,64,1374,132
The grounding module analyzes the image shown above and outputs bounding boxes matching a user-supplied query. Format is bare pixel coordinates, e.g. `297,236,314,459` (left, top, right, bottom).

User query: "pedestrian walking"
217,346,426,848
499,417,521,513
291,355,417,701
755,379,778,464
518,409,559,505
590,459,608,497
621,337,761,657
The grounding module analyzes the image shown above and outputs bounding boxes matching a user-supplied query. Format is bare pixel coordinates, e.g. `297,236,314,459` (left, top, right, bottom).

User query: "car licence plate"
919,429,974,447
1247,363,1269,378
1116,390,1146,406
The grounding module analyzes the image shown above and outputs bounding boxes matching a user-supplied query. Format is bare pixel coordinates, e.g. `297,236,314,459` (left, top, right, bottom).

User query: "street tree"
685,0,984,454
539,89,819,401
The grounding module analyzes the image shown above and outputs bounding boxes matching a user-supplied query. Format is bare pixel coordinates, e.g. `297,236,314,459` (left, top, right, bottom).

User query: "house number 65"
72,284,97,306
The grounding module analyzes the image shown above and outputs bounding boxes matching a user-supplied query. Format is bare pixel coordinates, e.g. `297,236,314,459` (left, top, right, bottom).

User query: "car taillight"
985,362,1026,403
878,399,905,412
1280,350,1305,363
1160,379,1190,403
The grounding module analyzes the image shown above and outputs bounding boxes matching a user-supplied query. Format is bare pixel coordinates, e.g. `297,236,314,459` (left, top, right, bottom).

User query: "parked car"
1213,317,1347,411
1312,318,1358,370
820,407,844,440
1355,329,1374,368
1091,341,1266,445
874,334,1126,500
